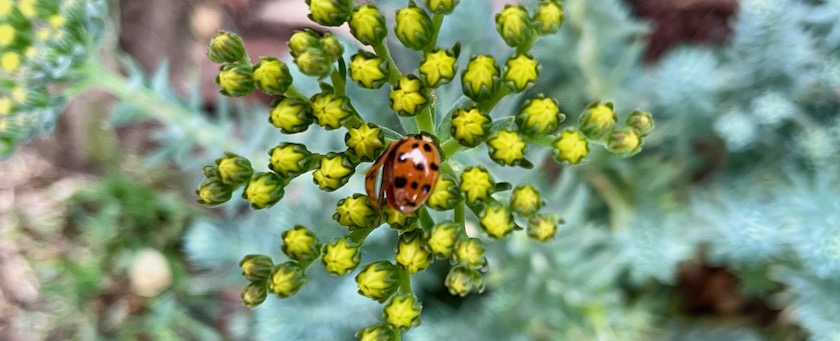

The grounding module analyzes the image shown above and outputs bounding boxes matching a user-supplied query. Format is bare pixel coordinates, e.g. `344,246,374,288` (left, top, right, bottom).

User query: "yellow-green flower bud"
349,50,389,89
243,172,286,209
207,30,246,63
627,110,654,137
320,32,344,60
310,90,356,130
241,282,268,308
334,194,377,229
269,97,313,134
459,166,494,204
533,0,565,35
426,175,460,210
281,225,322,263
252,57,293,95
355,260,401,302
528,214,560,242
322,237,362,275
345,123,386,161
516,95,565,136
215,152,253,185
268,261,307,298
383,293,422,331
239,254,274,282
195,178,233,206
479,202,515,239
450,107,491,147
510,185,542,216
356,322,397,341
419,48,457,88
607,128,642,157
453,237,487,268
426,221,460,259
2,52,21,73
390,74,428,117
461,55,499,101
394,1,434,51
445,265,484,297
383,205,417,230
552,128,589,165
288,29,322,57
307,0,353,27
395,230,432,274
424,0,459,14
349,4,386,46
578,102,617,140
269,142,314,178
294,50,332,78
495,4,535,48
503,54,539,92
313,152,355,191
486,130,527,167
216,64,255,97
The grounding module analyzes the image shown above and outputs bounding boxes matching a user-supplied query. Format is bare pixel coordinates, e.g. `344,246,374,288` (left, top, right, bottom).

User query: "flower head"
311,90,356,130
269,143,314,178
424,0,459,14
394,1,433,50
281,225,322,263
510,185,542,216
503,54,539,92
294,49,332,78
355,260,401,302
383,205,417,230
450,107,491,147
196,168,234,206
252,57,293,95
578,101,617,140
495,4,535,48
268,261,307,298
607,128,642,157
216,64,255,97
207,30,245,63
241,282,268,308
383,293,422,331
306,0,353,26
419,48,458,87
356,323,397,341
313,153,355,191
426,221,461,259
334,194,377,229
552,129,589,165
322,237,362,275
389,74,428,117
532,0,565,35
627,110,654,136
345,123,386,161
517,95,564,136
349,4,387,46
349,50,389,89
216,152,253,185
479,202,515,239
528,214,561,242
395,230,432,274
239,254,274,282
269,96,313,134
453,237,487,268
461,55,499,101
426,175,461,210
288,29,322,57
320,32,344,60
486,130,527,167
459,166,494,204
243,172,286,209
445,265,484,297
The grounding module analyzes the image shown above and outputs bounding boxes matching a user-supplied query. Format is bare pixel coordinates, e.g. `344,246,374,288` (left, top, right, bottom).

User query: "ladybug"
365,133,441,215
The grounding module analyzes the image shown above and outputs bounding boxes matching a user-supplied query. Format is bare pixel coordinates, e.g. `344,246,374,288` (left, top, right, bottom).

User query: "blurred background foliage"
1,0,839,340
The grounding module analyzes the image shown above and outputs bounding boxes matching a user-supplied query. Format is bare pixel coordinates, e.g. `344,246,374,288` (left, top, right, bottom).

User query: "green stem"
424,13,445,53
418,208,434,230
454,199,467,237
284,85,309,102
348,226,376,244
477,86,512,113
330,61,347,97
398,268,412,293
440,138,465,159
415,105,435,134
373,41,402,86
585,170,631,229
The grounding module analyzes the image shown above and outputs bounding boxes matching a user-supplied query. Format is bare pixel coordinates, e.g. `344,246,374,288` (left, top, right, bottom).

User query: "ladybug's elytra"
365,133,441,215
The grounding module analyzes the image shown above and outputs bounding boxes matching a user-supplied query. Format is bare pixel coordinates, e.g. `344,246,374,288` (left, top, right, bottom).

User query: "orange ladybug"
365,133,441,215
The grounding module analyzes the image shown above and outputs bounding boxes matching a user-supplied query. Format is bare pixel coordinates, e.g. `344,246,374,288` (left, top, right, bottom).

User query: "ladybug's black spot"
421,184,431,193
415,163,425,171
394,177,408,188
412,135,423,140
398,153,408,162
406,201,417,207
430,163,439,171
412,143,420,149
422,143,432,152
411,182,419,189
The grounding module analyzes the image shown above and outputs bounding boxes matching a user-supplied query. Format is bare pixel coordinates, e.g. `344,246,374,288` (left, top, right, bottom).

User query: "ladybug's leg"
365,141,398,226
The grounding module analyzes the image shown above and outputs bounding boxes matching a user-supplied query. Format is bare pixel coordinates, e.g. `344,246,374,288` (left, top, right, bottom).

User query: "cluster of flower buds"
199,0,653,338
0,0,106,157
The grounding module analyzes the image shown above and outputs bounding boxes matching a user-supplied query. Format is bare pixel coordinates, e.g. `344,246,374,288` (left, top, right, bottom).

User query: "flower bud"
239,254,274,282
269,142,314,178
426,221,460,259
320,32,344,60
419,48,457,88
216,152,253,185
216,64,255,97
2,51,21,73
349,50,389,89
383,293,422,331
294,49,332,78
349,4,387,46
510,185,542,216
424,0,459,14
356,322,397,341
195,178,233,206
288,29,322,57
345,123,386,161
516,95,564,136
252,57,293,95
578,102,617,140
495,4,535,48
395,230,432,274
552,128,589,165
532,0,565,35
445,265,484,297
243,172,286,209
334,194,377,229
626,110,654,137
453,237,487,268
310,90,356,130
355,260,401,302
268,261,307,298
394,1,434,50
486,130,527,167
426,175,460,210
390,74,428,117
459,166,494,204
503,54,539,92
606,128,642,157
281,225,322,263
479,202,515,239
528,214,561,242
461,55,499,101
450,107,491,147
383,205,417,230
313,152,355,191
322,237,362,275
269,96,313,134
241,282,268,307
207,31,246,64
307,0,354,27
